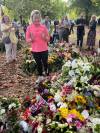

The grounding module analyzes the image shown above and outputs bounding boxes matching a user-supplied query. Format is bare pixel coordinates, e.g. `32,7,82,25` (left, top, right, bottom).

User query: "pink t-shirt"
26,24,49,52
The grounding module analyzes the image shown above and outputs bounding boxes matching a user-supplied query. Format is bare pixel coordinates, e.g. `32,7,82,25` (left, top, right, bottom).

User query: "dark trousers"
52,33,59,43
70,25,74,34
62,28,69,43
32,50,48,76
77,34,84,47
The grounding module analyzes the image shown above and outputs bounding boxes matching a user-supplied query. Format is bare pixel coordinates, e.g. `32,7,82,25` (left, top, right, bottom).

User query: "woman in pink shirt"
26,10,50,80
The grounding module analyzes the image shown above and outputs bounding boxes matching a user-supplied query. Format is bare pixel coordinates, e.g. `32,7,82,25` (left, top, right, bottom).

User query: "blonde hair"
91,15,96,21
30,10,41,24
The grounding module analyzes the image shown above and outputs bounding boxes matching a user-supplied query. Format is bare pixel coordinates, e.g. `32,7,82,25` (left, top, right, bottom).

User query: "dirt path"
0,45,36,98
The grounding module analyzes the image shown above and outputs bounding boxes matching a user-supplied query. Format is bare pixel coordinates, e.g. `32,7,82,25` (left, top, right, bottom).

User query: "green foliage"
3,0,68,20
68,0,100,20
94,124,100,133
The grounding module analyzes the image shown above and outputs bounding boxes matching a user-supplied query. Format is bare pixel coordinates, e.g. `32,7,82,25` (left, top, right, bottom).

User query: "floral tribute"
0,44,100,133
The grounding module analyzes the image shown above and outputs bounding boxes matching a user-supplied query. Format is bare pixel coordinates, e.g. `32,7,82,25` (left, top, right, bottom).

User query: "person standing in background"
54,18,59,32
1,16,18,64
41,15,45,24
44,16,51,32
26,10,50,82
0,6,4,38
62,16,71,43
58,17,64,42
76,14,86,50
87,15,97,50
70,20,75,34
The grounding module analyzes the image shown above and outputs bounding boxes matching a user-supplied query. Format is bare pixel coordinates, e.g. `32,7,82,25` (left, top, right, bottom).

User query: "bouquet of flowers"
0,97,21,132
60,57,94,91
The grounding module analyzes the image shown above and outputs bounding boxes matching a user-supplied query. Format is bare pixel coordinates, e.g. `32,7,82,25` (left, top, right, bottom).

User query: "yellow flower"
97,106,100,110
59,108,68,118
48,96,53,99
48,58,54,64
62,96,66,102
69,109,85,121
75,96,86,104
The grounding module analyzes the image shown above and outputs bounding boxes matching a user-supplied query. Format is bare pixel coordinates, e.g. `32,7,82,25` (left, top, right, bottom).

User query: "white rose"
79,87,82,91
91,118,100,126
0,109,5,115
64,60,71,67
49,104,56,112
50,88,55,94
71,59,78,68
80,76,88,83
37,125,43,133
81,110,89,119
60,103,67,108
75,69,81,74
67,80,73,86
9,103,16,110
37,116,43,122
19,121,29,132
58,123,67,128
94,91,100,97
57,102,67,108
57,102,64,107
46,119,51,124
69,70,75,77
83,64,90,72
54,92,62,102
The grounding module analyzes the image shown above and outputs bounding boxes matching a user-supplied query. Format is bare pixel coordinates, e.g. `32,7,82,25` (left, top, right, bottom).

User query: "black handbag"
2,36,11,44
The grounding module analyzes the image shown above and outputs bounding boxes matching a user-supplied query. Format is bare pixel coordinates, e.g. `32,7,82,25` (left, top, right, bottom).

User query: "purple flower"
89,101,94,107
43,89,49,94
84,91,92,96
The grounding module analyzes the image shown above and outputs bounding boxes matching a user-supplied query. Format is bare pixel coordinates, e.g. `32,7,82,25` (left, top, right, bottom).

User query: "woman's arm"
1,24,12,32
26,26,34,43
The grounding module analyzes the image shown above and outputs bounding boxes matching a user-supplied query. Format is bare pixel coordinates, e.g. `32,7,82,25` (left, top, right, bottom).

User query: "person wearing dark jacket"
87,15,97,50
76,14,86,50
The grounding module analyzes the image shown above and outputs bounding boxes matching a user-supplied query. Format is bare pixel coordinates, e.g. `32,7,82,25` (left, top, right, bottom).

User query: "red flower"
32,122,39,132
62,85,73,96
25,96,30,101
22,108,31,120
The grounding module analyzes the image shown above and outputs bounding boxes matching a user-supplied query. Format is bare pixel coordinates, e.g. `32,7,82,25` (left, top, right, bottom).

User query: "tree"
2,0,68,20
69,0,100,23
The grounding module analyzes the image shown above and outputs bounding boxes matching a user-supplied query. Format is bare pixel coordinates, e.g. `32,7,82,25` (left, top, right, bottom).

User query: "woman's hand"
30,32,35,42
26,32,35,43
41,32,49,42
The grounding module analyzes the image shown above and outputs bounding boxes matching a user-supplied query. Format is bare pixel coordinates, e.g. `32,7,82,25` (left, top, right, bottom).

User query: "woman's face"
33,16,40,25
92,16,96,21
4,16,10,24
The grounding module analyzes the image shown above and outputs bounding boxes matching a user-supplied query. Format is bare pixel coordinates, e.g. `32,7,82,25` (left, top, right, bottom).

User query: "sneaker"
36,76,44,84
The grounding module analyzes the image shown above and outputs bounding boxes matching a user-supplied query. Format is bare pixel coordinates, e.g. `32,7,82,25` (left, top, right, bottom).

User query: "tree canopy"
68,0,100,20
1,0,68,20
0,0,100,21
